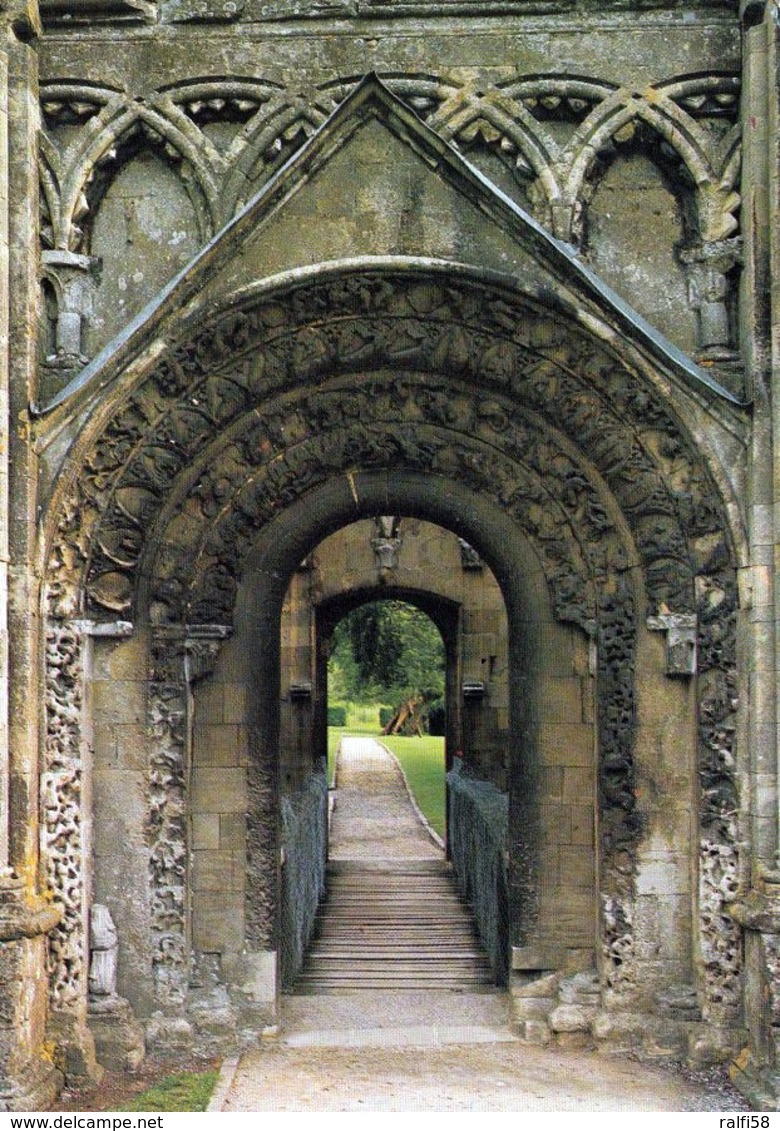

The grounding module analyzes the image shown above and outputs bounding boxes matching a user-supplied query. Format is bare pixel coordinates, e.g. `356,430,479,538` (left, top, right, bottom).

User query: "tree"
329,600,445,729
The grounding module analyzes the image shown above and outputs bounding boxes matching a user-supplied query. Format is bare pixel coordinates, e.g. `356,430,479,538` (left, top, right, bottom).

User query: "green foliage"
327,705,347,726
329,601,445,713
120,1071,219,1112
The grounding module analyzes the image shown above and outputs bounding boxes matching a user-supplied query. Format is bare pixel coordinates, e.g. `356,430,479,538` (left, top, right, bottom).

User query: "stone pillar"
730,0,780,1105
729,879,780,1108
148,628,190,1015
41,622,103,1086
0,5,74,1109
147,625,229,1038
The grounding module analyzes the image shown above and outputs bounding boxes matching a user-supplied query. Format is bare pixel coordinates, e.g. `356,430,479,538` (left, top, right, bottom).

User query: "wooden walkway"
293,737,495,993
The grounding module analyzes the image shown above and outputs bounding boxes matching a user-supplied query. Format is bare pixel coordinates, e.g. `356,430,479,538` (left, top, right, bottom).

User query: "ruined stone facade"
0,0,779,1110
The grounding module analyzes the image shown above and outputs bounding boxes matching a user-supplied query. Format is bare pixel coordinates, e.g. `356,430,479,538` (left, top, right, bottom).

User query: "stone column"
38,250,98,402
41,621,109,1087
0,3,72,1110
730,0,780,1106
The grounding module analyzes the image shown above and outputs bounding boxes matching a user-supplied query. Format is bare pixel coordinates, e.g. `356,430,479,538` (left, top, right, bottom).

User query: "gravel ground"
220,1038,749,1112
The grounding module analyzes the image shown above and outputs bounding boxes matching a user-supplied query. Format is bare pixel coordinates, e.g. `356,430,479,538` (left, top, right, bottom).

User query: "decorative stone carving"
42,623,87,1012
39,250,99,383
147,625,230,1008
148,630,189,1009
86,903,146,1071
42,267,741,1024
38,70,741,273
597,577,638,997
459,539,484,570
370,516,403,576
680,239,743,360
88,904,118,999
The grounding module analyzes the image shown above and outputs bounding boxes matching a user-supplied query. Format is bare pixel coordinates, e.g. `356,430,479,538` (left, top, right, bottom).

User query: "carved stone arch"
561,87,726,245
38,139,64,251
201,464,636,972
39,263,743,1026
425,90,558,222
41,265,739,614
53,99,220,253
220,96,332,218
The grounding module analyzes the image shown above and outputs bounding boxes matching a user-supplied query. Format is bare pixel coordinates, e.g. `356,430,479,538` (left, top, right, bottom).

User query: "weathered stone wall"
190,637,250,985
35,11,743,402
4,0,779,1109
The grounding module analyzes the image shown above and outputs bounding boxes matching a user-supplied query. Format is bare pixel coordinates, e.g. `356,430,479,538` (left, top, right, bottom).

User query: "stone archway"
38,264,742,1059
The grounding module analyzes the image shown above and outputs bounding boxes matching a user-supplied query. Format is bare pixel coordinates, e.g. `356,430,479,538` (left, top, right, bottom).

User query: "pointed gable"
37,74,742,433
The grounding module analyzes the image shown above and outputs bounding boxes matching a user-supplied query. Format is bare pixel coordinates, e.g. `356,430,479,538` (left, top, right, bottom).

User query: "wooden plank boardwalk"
293,737,495,993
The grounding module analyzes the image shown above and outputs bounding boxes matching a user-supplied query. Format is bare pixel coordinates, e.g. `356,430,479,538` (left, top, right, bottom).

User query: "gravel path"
216,737,749,1112
330,735,441,859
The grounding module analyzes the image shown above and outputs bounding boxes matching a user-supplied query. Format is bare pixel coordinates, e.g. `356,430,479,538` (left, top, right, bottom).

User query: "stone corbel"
647,613,697,676
679,238,743,362
458,539,484,570
371,516,403,579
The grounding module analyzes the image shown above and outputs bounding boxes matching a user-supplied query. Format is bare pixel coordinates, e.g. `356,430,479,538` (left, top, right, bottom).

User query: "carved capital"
184,624,232,684
41,251,100,357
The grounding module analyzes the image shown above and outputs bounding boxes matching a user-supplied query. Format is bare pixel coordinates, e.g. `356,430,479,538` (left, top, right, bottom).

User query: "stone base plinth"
88,997,145,1073
0,1055,64,1112
49,1010,104,1088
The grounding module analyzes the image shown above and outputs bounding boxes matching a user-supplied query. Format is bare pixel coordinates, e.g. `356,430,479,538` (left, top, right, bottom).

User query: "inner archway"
275,517,520,989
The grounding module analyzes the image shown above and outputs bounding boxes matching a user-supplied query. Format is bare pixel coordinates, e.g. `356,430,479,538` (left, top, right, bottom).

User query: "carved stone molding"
147,628,188,1009
147,624,230,1008
38,70,741,259
41,619,133,1016
680,238,743,360
42,622,88,1013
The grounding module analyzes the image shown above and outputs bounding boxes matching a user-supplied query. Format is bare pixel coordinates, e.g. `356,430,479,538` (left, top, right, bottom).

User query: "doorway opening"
277,516,512,991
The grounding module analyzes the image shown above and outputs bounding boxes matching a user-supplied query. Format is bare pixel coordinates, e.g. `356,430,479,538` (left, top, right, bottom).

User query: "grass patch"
120,1070,218,1112
376,734,446,838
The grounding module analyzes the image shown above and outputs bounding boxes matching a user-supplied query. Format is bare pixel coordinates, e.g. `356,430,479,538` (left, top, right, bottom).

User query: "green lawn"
328,725,446,838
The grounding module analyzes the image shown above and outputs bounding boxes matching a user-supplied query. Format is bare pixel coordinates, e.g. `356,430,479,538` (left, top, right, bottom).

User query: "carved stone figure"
88,904,118,999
